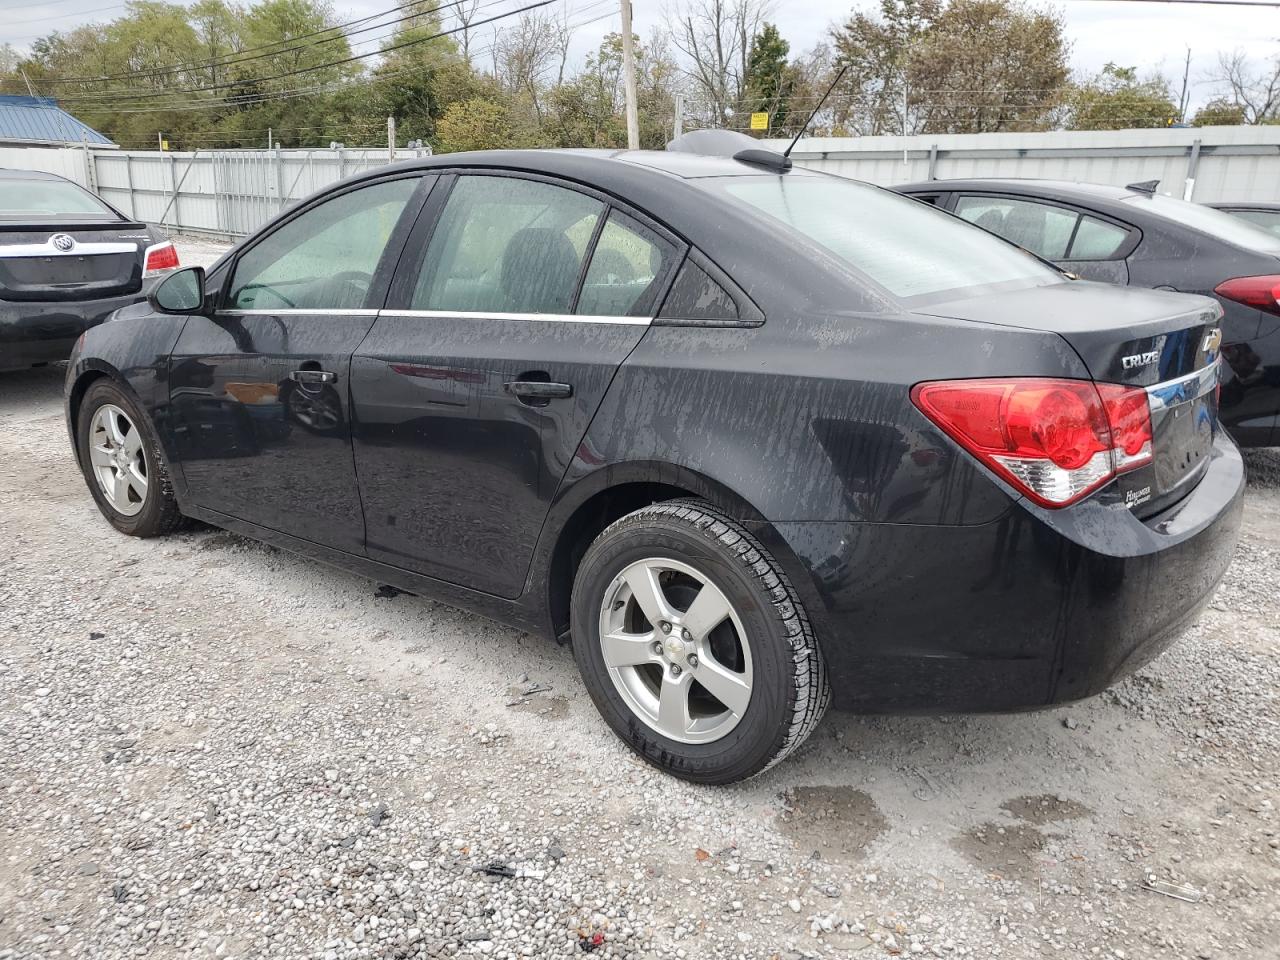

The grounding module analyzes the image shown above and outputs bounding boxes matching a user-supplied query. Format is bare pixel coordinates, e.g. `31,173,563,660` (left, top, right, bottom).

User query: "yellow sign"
160,139,169,150
749,112,769,131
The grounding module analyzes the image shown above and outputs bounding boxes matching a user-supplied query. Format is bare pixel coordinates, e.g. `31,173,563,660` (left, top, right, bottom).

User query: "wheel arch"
66,361,133,470
536,460,823,644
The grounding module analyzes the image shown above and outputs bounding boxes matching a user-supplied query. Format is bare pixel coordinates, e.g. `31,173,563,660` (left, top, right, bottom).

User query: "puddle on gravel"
1001,794,1093,825
951,822,1054,882
777,786,888,862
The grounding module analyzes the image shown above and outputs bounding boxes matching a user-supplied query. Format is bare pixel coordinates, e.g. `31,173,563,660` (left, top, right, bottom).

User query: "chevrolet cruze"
65,148,1244,783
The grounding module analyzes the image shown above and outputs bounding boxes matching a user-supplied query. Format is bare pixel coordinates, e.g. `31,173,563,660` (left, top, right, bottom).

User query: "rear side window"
1069,216,1129,259
414,175,603,314
577,210,676,317
955,195,1076,259
716,177,1060,302
229,177,418,310
658,260,739,321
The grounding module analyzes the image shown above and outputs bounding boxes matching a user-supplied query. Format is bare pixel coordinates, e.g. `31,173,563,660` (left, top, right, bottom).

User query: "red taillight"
911,377,1153,508
143,241,179,277
1214,275,1280,317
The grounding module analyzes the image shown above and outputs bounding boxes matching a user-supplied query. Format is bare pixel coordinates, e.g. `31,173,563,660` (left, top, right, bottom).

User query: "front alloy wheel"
87,403,149,516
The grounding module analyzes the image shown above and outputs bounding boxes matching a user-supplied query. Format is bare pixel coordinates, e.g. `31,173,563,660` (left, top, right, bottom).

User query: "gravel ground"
1,241,1278,958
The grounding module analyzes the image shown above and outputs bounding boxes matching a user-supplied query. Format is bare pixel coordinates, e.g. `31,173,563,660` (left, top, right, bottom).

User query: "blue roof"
0,95,114,146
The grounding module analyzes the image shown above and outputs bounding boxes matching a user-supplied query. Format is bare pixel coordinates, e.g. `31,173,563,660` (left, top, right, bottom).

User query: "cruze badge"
1121,350,1160,370
1202,328,1222,355
50,234,75,252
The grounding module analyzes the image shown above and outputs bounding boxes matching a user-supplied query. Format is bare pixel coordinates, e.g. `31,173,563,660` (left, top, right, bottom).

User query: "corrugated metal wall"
1,146,422,237
764,126,1280,202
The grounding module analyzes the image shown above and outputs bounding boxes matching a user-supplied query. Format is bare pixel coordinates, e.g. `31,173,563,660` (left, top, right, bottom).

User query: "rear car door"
351,171,681,598
168,174,430,553
952,193,1135,284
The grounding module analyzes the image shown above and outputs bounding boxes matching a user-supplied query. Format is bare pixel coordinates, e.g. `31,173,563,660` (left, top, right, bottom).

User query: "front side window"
577,211,675,317
229,177,418,310
413,176,604,314
955,195,1077,260
714,176,1061,302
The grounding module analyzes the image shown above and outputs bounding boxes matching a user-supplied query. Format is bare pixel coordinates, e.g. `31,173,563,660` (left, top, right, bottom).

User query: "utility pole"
267,127,273,150
387,116,396,162
620,0,639,150
1178,48,1192,121
673,93,685,140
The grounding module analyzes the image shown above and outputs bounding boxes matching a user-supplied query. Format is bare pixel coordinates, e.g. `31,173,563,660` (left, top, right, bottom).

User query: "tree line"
0,0,1276,152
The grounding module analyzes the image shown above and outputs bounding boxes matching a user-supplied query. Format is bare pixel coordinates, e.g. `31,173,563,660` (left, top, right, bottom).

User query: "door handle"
504,380,573,401
290,369,336,384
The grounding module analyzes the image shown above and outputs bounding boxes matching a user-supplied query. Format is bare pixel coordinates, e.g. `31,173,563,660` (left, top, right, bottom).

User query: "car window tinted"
1068,215,1129,259
414,176,604,314
577,211,675,317
658,259,739,321
229,177,417,310
955,195,1076,260
1129,194,1280,253
0,179,116,218
1228,208,1280,237
716,177,1060,301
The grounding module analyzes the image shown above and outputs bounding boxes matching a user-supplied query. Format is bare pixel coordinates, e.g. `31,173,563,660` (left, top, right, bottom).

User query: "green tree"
1068,63,1179,131
1192,97,1247,126
435,97,508,152
742,22,796,134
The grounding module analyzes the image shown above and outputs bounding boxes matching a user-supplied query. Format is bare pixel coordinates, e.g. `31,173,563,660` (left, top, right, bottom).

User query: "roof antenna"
1126,179,1160,196
783,60,852,161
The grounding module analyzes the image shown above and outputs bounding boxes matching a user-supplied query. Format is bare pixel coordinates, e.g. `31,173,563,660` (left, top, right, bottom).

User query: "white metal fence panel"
0,144,94,187
767,126,1280,202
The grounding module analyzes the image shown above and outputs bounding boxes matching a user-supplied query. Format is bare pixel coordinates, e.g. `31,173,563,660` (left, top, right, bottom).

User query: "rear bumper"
0,288,149,372
774,431,1246,713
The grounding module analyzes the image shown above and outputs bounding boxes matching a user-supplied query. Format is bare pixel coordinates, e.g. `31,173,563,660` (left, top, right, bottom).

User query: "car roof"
1208,200,1280,212
895,177,1143,202
0,167,71,182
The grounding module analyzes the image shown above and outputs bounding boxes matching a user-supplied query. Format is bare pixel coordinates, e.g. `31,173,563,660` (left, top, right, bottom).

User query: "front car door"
168,174,430,553
952,193,1136,284
351,171,682,599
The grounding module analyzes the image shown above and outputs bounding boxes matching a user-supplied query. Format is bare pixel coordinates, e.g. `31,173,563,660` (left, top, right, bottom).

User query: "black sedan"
1,168,179,372
1209,201,1280,238
894,178,1280,448
65,151,1243,783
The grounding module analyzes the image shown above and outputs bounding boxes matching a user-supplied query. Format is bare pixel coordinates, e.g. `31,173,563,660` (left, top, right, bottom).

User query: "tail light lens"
1214,275,1280,317
911,378,1153,508
142,241,180,278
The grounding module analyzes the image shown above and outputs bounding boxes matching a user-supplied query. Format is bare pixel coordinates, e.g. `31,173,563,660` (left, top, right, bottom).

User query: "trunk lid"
0,222,150,303
918,282,1223,513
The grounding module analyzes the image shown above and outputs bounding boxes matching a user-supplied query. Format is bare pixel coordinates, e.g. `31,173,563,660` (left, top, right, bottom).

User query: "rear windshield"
1127,194,1280,253
709,176,1063,302
0,179,117,219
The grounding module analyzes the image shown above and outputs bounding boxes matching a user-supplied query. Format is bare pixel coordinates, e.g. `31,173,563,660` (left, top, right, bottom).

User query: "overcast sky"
2,0,1277,111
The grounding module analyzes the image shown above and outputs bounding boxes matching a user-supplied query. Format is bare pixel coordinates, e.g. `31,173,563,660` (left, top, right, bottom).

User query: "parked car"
1,168,179,372
1209,201,1280,238
66,151,1243,783
894,178,1280,447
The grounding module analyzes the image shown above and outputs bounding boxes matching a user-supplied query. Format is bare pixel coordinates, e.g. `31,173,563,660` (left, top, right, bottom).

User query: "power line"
52,0,556,104
1063,0,1280,6
60,3,615,115
35,0,477,84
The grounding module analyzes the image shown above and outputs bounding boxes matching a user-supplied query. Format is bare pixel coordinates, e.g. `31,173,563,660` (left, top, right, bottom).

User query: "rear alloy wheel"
77,379,188,538
571,499,830,784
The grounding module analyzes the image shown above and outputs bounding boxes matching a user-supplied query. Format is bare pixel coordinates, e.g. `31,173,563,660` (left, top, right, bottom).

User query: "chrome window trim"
220,308,382,316
380,309,652,326
1146,361,1219,413
0,241,137,258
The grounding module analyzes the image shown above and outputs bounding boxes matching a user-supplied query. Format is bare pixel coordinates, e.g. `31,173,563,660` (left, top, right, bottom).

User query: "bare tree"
1208,49,1280,124
666,0,771,127
494,11,565,120
453,0,481,64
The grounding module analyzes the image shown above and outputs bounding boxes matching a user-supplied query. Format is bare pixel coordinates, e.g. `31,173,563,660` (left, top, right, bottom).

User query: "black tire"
76,378,189,538
570,498,830,784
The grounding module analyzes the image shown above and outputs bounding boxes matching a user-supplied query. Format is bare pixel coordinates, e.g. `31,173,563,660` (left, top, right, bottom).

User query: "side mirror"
149,266,207,315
